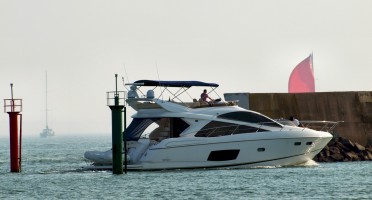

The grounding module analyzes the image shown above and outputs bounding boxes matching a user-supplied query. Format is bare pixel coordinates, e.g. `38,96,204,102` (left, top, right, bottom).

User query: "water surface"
1,135,371,199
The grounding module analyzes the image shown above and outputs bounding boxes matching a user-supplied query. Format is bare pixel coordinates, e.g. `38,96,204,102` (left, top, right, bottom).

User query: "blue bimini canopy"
133,80,219,88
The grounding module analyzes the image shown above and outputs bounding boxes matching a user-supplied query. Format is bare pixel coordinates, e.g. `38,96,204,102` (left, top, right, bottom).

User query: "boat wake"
295,160,319,167
250,165,279,169
250,160,319,169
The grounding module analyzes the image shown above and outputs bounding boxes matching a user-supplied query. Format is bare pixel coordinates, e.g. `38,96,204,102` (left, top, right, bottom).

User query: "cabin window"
147,118,189,140
217,111,282,127
124,117,189,141
195,121,268,137
148,118,171,140
124,118,155,141
207,149,240,161
171,118,189,138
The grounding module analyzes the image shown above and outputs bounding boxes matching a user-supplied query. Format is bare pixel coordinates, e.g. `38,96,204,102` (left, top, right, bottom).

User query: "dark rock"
366,151,372,160
330,153,344,161
354,143,365,152
315,136,372,162
345,151,359,161
366,144,372,152
325,149,331,157
340,137,355,149
329,146,340,155
327,140,335,147
334,141,349,152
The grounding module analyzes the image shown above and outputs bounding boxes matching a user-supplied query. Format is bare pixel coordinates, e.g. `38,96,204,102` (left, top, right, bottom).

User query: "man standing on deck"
289,116,301,126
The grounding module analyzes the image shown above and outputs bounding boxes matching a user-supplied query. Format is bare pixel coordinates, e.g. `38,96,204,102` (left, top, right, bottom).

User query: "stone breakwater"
314,137,372,162
224,92,372,146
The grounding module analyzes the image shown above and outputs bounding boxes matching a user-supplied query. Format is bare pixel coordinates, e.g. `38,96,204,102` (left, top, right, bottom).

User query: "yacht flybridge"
84,80,334,170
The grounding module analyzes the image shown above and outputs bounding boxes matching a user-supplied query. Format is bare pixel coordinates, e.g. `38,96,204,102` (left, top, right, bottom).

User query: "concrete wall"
224,92,372,146
224,93,250,109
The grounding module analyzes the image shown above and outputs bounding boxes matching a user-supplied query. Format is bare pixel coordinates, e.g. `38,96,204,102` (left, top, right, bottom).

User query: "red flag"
288,54,315,93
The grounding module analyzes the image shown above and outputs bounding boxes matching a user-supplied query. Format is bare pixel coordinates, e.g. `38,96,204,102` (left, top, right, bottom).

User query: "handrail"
195,122,282,137
4,99,22,113
193,120,342,138
299,120,343,133
106,91,126,106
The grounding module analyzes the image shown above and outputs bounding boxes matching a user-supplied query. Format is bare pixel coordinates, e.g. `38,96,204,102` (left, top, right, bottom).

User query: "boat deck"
133,100,238,109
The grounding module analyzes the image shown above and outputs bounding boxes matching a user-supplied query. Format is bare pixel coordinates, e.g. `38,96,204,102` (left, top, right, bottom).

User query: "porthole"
306,142,313,145
257,148,265,152
294,142,301,146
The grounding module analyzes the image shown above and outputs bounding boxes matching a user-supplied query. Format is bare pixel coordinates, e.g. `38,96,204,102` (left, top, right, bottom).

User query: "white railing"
194,120,342,137
299,120,343,133
106,91,126,106
195,122,282,137
4,99,22,113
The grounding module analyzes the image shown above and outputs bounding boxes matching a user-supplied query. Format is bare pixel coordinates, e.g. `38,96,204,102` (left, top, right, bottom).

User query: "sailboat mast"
45,71,48,129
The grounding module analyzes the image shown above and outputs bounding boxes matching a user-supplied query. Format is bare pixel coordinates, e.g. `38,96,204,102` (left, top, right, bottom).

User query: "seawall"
224,92,372,146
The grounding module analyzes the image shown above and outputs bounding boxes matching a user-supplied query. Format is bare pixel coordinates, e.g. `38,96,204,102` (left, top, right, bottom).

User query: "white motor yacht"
84,80,334,170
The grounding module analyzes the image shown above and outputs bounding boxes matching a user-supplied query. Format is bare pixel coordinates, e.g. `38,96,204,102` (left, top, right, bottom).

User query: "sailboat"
288,53,315,93
40,72,55,138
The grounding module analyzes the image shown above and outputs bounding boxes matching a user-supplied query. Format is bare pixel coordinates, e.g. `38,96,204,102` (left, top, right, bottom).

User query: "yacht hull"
84,130,332,171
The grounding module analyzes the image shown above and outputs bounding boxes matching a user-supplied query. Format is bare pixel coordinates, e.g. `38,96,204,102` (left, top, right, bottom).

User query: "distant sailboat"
288,53,315,93
40,72,55,138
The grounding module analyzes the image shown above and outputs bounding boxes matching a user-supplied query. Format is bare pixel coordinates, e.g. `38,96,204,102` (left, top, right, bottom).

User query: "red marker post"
4,83,23,172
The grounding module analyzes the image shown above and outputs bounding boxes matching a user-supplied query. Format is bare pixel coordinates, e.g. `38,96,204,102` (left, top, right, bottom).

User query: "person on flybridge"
200,89,213,103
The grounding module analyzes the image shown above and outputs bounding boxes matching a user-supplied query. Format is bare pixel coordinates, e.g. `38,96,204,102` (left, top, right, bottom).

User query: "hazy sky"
1,0,372,136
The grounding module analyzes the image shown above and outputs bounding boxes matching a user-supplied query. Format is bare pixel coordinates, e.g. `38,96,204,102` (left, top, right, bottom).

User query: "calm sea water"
0,134,371,200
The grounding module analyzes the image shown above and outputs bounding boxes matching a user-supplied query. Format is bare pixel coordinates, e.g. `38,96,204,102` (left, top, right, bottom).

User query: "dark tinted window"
171,117,189,137
129,117,189,141
218,111,282,127
208,150,240,161
124,118,156,141
195,121,268,137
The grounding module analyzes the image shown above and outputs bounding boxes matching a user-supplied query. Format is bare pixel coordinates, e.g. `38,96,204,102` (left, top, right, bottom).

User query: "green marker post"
110,74,124,174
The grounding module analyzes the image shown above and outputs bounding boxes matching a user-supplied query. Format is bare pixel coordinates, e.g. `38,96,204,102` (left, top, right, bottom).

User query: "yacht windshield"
124,118,155,141
195,121,268,137
217,111,282,127
124,118,189,141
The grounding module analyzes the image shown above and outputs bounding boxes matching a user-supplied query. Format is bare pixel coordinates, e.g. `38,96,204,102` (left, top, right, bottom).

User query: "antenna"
155,62,161,81
10,83,14,100
121,77,129,91
10,83,14,112
123,64,130,83
155,62,163,100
